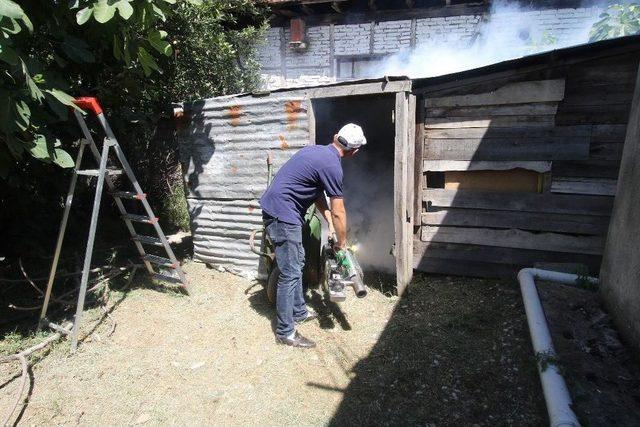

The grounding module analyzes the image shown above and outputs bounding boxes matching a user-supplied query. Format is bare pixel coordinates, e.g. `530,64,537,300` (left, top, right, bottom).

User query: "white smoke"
366,1,603,79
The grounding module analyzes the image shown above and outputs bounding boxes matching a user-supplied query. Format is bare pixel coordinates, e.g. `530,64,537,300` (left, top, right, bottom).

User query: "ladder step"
122,213,158,224
112,191,146,200
77,168,123,176
152,273,184,285
143,254,177,268
132,235,163,246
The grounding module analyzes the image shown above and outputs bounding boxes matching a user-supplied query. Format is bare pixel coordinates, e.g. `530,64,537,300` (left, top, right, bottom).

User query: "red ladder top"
73,97,103,115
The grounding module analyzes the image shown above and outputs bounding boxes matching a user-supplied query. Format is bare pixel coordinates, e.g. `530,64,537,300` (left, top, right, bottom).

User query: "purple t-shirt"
260,144,343,225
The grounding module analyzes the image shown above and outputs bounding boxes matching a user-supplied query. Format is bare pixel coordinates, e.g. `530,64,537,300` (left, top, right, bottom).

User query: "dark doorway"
312,94,396,272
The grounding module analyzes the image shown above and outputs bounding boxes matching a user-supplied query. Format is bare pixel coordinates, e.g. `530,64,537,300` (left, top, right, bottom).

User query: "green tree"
0,0,268,252
0,0,268,179
590,3,640,42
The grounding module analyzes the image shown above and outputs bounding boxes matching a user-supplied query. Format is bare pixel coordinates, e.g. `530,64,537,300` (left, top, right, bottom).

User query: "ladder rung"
152,273,185,285
122,214,158,224
112,191,146,200
77,168,123,176
133,235,163,246
143,254,177,268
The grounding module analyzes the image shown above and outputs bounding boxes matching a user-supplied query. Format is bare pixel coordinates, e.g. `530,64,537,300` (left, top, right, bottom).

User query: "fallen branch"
0,323,71,426
18,258,44,296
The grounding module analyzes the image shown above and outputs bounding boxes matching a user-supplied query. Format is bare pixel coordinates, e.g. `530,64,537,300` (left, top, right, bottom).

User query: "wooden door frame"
305,79,415,295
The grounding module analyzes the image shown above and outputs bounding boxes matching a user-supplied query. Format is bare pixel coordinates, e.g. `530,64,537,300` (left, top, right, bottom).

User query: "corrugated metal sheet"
178,94,309,276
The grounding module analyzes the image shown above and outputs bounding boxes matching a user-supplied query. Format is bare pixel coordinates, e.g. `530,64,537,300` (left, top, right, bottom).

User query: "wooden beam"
423,135,590,161
304,79,411,98
424,116,556,128
394,91,411,296
426,103,559,118
423,188,614,216
550,177,617,196
421,209,609,235
420,226,605,255
272,3,489,26
368,0,377,11
301,4,314,15
423,160,552,173
425,80,566,108
331,2,342,13
424,125,591,139
413,241,601,276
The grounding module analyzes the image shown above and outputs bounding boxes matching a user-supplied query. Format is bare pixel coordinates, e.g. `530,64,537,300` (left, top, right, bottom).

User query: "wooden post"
394,91,414,296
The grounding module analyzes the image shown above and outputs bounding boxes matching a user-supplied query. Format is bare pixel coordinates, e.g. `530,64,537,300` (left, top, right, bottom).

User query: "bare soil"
1,262,639,426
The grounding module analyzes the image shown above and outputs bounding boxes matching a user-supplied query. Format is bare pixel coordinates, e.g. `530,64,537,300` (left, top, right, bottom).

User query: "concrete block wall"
257,6,602,89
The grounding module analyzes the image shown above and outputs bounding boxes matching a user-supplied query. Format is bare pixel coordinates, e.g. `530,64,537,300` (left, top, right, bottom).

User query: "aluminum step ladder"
40,97,189,350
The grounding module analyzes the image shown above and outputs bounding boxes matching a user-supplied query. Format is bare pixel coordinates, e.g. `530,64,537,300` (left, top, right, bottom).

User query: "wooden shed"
178,35,640,294
412,34,640,283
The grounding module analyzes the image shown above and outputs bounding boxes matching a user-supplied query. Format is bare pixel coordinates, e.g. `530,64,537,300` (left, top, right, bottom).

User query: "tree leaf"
28,134,50,160
14,99,30,130
115,0,134,20
76,7,93,25
138,46,160,76
52,147,74,168
151,3,166,21
0,0,25,19
19,12,32,32
93,0,117,23
0,17,21,35
22,62,45,102
148,29,173,56
0,41,19,65
5,135,23,158
113,34,122,60
61,36,95,63
44,88,77,108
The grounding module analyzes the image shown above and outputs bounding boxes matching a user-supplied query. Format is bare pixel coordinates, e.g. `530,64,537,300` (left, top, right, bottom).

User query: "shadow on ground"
327,273,546,426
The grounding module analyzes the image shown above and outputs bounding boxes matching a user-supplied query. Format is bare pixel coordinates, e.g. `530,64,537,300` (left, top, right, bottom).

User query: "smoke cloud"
365,1,602,79
343,149,396,272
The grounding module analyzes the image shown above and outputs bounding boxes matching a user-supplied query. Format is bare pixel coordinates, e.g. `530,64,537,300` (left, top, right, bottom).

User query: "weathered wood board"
424,189,614,216
421,209,609,235
423,136,590,160
420,226,605,255
423,160,551,173
550,177,617,196
425,79,565,108
425,116,556,128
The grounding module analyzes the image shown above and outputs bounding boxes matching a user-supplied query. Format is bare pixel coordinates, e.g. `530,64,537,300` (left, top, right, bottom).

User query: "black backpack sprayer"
249,153,367,304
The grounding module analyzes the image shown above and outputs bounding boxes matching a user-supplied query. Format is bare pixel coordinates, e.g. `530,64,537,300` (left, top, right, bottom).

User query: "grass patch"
0,329,51,356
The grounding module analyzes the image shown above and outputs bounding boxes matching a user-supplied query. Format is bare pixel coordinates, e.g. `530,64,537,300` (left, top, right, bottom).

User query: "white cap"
337,123,367,150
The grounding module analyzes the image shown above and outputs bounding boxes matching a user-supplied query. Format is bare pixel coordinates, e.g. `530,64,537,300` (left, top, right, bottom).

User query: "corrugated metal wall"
179,93,310,277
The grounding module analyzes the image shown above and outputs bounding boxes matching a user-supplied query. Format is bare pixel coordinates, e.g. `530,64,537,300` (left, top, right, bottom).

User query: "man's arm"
330,197,347,249
314,195,335,234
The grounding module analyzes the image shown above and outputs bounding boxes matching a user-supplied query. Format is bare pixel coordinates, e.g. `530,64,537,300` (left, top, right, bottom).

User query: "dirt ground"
1,261,639,426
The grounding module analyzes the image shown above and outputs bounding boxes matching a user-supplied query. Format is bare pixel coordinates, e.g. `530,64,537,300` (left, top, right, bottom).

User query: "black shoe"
294,308,318,324
276,331,316,348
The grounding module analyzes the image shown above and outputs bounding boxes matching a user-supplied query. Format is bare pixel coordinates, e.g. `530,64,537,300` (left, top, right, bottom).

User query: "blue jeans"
265,218,308,338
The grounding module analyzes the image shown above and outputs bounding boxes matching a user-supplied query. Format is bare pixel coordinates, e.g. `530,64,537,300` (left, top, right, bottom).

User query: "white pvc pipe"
518,268,598,427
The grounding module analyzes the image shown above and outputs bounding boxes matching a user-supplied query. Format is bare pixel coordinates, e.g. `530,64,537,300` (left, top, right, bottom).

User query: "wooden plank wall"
415,52,640,278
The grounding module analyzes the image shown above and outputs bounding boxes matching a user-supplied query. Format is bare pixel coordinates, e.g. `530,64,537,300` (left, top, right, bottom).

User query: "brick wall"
257,6,602,89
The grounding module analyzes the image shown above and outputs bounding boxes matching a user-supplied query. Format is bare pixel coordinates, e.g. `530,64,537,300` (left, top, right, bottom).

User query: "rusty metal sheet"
178,93,310,275
187,198,267,277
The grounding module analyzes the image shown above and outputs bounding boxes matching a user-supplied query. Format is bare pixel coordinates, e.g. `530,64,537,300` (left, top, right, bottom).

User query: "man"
259,123,367,349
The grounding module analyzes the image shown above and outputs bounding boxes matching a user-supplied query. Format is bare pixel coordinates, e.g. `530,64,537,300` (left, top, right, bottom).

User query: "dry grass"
1,262,598,426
